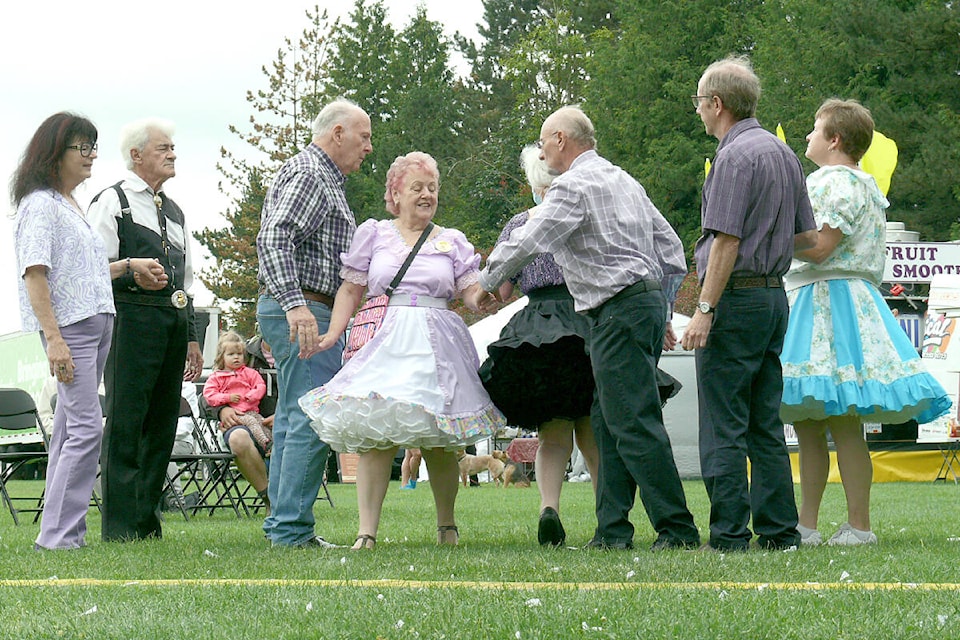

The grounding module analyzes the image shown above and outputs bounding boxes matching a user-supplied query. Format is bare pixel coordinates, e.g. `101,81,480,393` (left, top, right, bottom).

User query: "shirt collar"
124,171,165,197
716,118,761,152
306,143,347,186
567,149,598,171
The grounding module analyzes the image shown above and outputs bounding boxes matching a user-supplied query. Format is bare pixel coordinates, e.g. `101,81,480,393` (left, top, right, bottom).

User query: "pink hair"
383,151,439,216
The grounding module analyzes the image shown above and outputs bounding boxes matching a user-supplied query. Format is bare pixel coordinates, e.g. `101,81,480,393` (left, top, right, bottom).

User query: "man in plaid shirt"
244,98,371,548
477,106,699,552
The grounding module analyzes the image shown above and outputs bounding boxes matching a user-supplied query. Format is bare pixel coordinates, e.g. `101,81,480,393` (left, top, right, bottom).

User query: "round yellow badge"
435,240,453,253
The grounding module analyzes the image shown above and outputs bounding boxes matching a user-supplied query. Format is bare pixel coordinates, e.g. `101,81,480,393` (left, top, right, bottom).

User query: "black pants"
696,287,799,550
588,286,698,546
101,303,188,541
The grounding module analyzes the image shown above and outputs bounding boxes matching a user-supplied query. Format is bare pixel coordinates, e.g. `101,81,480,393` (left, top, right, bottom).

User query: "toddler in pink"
203,331,271,454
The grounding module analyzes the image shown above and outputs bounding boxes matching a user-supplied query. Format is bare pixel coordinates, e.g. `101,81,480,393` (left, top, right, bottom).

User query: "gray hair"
700,55,761,121
119,118,175,170
552,106,596,149
519,144,553,191
312,98,363,137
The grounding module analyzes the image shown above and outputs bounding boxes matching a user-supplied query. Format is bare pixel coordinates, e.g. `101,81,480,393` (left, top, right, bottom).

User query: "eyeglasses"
535,131,560,149
66,142,98,157
691,95,714,109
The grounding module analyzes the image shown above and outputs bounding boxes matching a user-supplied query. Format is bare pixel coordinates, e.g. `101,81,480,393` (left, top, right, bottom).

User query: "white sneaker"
827,523,877,546
797,524,822,546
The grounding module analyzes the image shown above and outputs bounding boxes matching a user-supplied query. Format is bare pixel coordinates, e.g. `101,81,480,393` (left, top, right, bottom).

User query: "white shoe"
827,523,877,546
797,524,822,546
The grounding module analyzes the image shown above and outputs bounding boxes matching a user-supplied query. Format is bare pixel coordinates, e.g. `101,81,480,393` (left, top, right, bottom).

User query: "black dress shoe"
537,507,566,547
584,537,633,550
650,535,700,551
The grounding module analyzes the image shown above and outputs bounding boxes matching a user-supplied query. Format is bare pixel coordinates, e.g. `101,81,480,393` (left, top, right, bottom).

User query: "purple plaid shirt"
257,144,357,311
694,118,815,281
480,150,686,312
498,210,566,294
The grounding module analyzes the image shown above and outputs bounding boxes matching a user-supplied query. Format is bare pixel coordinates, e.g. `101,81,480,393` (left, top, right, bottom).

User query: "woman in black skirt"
480,145,599,547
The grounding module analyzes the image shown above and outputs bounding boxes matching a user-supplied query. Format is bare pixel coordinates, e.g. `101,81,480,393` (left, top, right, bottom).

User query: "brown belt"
302,289,335,307
726,276,783,290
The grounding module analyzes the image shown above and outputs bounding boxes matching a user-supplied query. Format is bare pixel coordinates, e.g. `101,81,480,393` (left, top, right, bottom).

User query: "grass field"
2,478,960,639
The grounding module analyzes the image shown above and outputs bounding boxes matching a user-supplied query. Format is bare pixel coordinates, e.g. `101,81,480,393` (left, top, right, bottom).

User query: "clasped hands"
132,258,168,291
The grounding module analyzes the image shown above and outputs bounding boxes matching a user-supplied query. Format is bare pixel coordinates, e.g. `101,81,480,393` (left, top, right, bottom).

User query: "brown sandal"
351,534,376,550
437,525,459,546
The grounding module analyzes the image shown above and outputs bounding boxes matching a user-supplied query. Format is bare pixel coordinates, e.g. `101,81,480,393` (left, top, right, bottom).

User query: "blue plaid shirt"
257,144,357,311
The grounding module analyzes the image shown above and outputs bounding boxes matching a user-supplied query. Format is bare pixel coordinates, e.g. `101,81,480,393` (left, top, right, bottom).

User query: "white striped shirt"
480,150,686,312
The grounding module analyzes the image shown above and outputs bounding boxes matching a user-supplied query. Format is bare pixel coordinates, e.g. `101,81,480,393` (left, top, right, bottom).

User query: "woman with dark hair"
12,112,166,550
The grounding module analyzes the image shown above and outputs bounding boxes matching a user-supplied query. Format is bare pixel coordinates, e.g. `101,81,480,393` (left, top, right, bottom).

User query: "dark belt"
726,275,782,290
114,290,188,309
587,280,662,318
301,289,335,307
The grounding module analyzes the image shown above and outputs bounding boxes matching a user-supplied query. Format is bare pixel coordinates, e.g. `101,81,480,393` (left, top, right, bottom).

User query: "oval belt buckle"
171,290,188,309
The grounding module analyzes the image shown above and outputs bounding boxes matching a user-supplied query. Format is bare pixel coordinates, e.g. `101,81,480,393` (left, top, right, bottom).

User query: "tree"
195,6,336,333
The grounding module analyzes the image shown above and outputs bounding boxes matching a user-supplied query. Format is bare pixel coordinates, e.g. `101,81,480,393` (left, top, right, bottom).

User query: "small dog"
457,450,506,487
501,460,531,488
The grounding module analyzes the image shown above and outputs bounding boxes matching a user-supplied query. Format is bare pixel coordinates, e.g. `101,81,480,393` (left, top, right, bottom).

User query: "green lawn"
2,479,959,639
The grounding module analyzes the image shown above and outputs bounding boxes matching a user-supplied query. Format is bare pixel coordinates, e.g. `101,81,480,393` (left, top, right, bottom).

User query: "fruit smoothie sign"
884,242,960,283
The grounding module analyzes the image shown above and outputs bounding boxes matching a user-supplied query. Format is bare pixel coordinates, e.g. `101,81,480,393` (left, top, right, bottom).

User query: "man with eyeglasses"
476,106,699,552
682,55,817,552
88,118,203,542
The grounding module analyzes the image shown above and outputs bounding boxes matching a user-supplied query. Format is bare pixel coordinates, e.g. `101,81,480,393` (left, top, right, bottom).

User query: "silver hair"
119,118,176,170
312,98,364,137
519,144,554,190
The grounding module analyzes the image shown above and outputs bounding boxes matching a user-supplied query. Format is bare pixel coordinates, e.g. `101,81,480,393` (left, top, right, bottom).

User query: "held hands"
465,284,500,314
132,258,169,291
314,332,341,354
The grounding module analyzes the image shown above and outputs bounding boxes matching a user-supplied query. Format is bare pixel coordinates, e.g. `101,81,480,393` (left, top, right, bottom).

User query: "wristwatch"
697,301,715,314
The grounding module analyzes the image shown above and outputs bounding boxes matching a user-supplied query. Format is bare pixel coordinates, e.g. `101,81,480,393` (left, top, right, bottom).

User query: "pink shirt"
203,365,266,414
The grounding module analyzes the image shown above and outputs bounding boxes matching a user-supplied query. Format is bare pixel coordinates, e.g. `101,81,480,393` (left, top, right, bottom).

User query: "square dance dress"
299,219,506,453
780,165,951,425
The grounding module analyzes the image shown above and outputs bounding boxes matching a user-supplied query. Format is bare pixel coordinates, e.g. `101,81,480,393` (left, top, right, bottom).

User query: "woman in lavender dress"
12,112,166,550
300,151,504,550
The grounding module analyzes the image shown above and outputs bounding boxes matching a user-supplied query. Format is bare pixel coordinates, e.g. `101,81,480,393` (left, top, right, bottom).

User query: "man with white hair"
476,106,699,552
244,98,372,548
89,118,203,541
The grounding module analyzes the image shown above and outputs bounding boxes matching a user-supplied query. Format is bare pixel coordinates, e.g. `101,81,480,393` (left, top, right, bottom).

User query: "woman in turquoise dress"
781,99,951,546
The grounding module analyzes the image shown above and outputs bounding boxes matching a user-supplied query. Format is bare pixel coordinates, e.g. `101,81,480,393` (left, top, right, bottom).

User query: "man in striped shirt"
478,106,699,552
249,98,372,548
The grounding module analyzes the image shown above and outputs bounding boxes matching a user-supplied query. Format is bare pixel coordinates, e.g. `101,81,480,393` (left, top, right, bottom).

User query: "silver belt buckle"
171,290,188,309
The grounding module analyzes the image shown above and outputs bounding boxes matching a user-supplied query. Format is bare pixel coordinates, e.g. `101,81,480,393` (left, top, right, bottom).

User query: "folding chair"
0,388,50,525
164,397,247,520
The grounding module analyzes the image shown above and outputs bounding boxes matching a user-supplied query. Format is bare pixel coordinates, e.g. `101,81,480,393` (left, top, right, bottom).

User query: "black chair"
163,397,248,520
0,388,50,525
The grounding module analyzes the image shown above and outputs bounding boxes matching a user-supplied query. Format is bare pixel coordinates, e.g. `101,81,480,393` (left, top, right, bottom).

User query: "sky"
0,0,485,337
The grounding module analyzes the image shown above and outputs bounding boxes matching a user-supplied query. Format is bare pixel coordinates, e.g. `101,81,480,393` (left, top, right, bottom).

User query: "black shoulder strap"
108,182,135,259
385,223,434,297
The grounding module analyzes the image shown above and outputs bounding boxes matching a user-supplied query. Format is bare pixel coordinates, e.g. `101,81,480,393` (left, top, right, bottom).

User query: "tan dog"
457,450,506,487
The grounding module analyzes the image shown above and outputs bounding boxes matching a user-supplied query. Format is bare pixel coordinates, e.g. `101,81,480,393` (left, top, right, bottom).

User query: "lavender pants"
36,313,113,550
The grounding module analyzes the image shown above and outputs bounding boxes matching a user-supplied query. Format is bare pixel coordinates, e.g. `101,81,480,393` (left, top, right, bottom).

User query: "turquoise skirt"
780,278,951,424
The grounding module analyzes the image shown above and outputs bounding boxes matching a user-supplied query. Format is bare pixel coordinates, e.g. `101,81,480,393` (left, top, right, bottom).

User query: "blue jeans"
257,295,343,546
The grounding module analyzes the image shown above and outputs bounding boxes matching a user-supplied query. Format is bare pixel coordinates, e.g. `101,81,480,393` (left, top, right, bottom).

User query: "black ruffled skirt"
479,285,681,429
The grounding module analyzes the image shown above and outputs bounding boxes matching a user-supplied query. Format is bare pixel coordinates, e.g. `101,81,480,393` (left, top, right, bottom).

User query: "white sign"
884,242,960,283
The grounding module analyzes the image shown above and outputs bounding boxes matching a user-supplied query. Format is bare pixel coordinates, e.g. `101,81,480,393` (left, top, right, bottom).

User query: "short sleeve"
807,168,856,236
447,229,481,293
339,218,379,286
15,192,56,276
